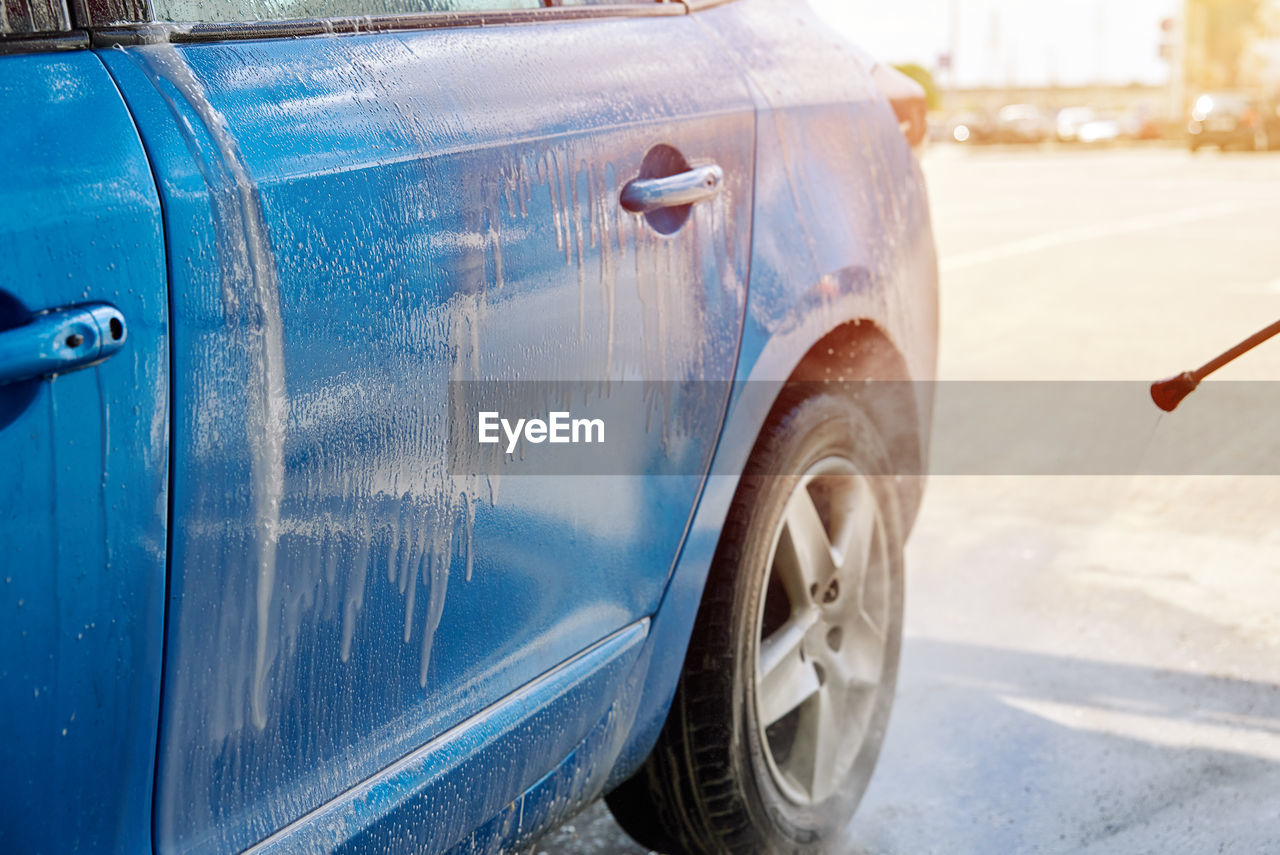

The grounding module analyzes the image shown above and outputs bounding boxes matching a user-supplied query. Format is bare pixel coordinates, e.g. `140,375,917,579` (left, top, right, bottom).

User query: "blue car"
0,0,937,852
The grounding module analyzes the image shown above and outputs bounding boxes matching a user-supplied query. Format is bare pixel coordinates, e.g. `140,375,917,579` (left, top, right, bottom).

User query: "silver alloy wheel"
753,457,890,805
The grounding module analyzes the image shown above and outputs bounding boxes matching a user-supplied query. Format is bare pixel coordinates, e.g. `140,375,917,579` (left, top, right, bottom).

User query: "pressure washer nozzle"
1150,371,1200,413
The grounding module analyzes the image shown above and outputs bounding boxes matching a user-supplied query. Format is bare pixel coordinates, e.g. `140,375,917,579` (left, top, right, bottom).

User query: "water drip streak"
556,149,573,266
598,164,617,376
490,204,505,291
502,166,517,220
587,166,599,250
134,44,287,731
572,156,586,341
542,151,564,252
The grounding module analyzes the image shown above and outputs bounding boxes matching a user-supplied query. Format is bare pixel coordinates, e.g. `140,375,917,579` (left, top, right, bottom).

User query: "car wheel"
607,391,904,855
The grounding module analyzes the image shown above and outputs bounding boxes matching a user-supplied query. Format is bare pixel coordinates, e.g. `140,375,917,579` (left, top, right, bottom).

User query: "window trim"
0,30,87,52
0,0,741,53
83,1,689,46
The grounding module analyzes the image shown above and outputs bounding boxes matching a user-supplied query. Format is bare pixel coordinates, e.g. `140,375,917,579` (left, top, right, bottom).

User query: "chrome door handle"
0,302,127,386
620,165,724,214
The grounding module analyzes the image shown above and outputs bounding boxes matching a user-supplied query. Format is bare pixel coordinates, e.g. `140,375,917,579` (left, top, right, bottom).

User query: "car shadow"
846,637,1280,854
531,636,1280,854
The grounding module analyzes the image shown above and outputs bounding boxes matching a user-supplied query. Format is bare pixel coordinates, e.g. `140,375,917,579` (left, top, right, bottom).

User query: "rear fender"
606,0,939,788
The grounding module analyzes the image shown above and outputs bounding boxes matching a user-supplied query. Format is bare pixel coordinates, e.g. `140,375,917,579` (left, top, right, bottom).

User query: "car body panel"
102,14,753,854
603,0,938,796
0,51,169,855
696,0,937,428
246,619,648,855
389,3,940,845
0,1,938,851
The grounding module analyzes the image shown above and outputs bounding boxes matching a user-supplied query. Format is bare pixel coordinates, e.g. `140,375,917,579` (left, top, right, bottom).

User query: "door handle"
0,302,127,386
620,164,724,214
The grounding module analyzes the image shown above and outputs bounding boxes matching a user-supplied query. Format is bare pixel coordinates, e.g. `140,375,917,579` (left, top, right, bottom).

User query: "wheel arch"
782,318,928,532
603,314,929,799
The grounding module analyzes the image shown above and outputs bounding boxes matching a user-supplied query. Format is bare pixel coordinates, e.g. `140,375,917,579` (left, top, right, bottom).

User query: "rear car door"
0,12,170,854
99,2,755,852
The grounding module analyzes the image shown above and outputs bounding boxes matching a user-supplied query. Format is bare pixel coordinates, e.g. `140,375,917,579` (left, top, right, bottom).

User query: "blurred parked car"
0,1,938,854
1077,116,1122,145
995,104,1051,144
928,116,953,143
1056,107,1099,142
1188,92,1280,151
1121,102,1165,141
949,111,996,144
1062,105,1159,144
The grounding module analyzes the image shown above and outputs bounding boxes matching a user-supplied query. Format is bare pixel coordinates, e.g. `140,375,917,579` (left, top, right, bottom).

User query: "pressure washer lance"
1151,317,1280,412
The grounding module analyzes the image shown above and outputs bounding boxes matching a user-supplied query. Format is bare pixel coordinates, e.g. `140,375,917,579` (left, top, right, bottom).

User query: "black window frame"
0,0,88,52
73,0,688,47
0,0,744,56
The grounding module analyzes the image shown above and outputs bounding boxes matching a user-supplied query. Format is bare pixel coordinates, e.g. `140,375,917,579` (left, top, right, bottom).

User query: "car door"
0,39,170,855
100,3,754,852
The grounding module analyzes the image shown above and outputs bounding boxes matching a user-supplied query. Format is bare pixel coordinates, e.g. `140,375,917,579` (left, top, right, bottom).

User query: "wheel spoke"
757,612,821,726
780,665,876,803
806,687,843,801
841,608,887,685
756,460,896,809
775,485,836,604
834,478,878,588
849,543,889,644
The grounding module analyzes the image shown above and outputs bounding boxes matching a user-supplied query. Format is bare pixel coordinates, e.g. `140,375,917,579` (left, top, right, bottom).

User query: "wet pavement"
533,146,1280,854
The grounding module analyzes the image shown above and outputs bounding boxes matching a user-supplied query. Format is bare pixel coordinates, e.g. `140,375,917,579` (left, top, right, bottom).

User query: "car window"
0,0,69,34
151,0,541,24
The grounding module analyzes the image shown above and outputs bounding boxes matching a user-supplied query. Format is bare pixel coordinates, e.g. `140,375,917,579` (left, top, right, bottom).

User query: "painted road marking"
942,201,1264,273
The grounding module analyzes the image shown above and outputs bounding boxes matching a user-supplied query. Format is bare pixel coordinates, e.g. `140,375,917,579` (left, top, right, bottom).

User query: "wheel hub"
752,457,890,806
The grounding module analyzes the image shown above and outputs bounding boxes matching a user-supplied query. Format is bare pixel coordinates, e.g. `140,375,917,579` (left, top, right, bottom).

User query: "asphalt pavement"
534,145,1280,855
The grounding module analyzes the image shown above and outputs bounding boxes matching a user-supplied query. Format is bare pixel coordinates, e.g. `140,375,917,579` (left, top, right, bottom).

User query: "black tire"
607,391,905,855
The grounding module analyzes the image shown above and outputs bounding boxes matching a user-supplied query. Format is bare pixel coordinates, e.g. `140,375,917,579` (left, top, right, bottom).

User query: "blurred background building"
1193,0,1280,93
